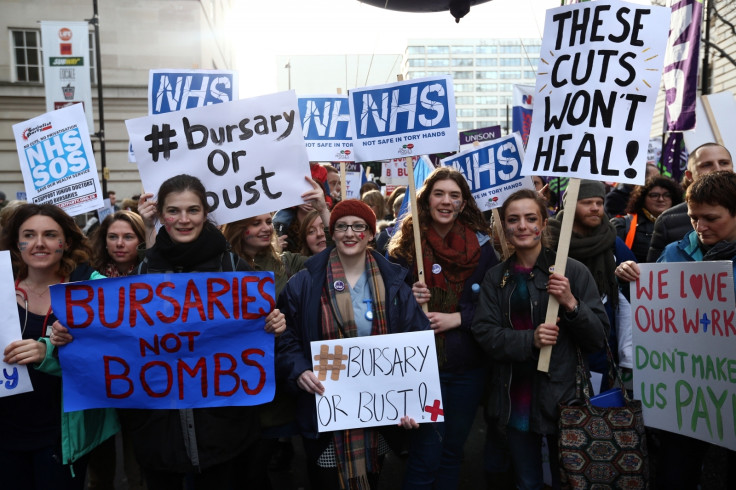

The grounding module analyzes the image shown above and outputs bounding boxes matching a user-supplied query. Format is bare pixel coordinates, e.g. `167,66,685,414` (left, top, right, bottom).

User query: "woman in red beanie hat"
388,166,499,489
277,199,429,489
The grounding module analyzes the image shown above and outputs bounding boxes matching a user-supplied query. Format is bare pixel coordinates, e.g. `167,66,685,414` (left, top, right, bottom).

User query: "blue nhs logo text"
444,140,522,192
352,79,451,138
298,97,351,140
151,73,234,114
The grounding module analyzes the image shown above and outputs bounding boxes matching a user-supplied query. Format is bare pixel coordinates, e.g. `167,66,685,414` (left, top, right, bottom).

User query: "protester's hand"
277,234,288,252
547,273,576,312
264,309,286,336
615,260,640,283
399,415,419,429
138,193,158,248
538,183,551,203
50,320,73,346
426,312,461,334
412,281,430,305
302,177,331,223
297,370,325,395
534,322,559,349
3,339,47,365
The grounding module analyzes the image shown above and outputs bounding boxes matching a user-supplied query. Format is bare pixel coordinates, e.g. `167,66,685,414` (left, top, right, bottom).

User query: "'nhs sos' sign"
348,76,457,162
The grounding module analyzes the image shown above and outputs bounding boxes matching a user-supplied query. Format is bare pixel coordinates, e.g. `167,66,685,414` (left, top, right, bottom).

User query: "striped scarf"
320,248,388,489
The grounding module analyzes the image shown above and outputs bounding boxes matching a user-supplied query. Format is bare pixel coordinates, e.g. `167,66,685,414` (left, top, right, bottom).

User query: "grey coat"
471,247,609,435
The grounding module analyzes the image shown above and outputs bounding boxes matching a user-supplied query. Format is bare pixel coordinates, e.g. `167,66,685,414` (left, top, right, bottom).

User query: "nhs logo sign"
298,95,354,161
348,75,457,162
149,70,237,115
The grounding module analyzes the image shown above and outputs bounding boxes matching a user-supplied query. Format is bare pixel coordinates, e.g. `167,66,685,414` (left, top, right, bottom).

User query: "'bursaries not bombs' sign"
348,76,457,162
523,0,670,185
127,91,312,226
632,262,736,450
298,95,353,162
13,103,104,216
50,272,276,411
442,133,535,211
312,331,443,432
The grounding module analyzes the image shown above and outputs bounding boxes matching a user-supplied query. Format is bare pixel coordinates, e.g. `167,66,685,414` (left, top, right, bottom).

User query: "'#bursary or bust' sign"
50,272,276,411
348,76,457,162
522,0,670,185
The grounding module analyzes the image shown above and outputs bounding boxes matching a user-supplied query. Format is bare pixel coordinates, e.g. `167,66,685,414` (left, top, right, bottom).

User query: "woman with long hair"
471,189,608,489
387,167,499,489
1,204,119,489
277,199,429,489
299,209,328,256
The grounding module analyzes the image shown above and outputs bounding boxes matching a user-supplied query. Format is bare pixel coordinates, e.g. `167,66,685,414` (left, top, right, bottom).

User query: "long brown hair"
90,211,145,270
388,167,491,263
0,203,91,279
222,215,284,275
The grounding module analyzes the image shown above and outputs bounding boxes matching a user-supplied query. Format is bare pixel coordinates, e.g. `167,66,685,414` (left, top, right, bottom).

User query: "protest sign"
348,76,457,162
127,91,312,225
523,0,670,185
0,251,33,398
298,95,353,161
149,69,238,115
49,272,276,411
459,125,502,152
382,157,413,195
96,198,114,223
311,331,443,432
512,85,535,147
632,262,736,450
40,21,93,130
341,162,364,199
442,133,534,212
13,103,104,216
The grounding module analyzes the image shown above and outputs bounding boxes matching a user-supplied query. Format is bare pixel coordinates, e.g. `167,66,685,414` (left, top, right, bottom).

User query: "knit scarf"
421,221,480,365
320,248,388,489
102,262,136,278
547,210,619,308
150,222,227,270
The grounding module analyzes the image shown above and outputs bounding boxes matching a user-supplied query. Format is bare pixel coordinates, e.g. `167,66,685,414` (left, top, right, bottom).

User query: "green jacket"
35,338,120,469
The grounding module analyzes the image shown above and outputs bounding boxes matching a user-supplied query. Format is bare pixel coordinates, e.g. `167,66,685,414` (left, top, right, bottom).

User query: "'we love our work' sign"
311,330,443,432
50,272,276,411
632,262,736,450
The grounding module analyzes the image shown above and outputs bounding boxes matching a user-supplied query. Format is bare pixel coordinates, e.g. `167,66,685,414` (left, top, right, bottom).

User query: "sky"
230,0,558,96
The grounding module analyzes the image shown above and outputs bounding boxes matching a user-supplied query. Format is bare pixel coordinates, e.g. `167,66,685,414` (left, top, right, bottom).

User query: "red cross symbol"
424,399,444,421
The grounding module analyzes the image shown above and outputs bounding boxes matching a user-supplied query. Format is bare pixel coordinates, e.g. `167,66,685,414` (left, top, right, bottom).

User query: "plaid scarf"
320,248,388,489
102,262,136,278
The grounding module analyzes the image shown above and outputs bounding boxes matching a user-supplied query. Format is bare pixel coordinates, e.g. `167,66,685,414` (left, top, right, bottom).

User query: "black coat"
646,202,692,262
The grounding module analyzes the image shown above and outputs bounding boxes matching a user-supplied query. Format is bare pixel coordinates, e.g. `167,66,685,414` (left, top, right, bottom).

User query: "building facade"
0,0,234,202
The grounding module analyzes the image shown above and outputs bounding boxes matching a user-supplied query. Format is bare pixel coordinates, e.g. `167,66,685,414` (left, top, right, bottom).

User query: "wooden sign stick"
335,87,348,202
492,208,510,260
537,177,580,372
406,155,428,313
701,94,724,146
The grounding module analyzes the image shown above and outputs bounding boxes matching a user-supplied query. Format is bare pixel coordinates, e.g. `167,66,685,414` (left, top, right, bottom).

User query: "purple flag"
661,132,687,182
663,0,703,131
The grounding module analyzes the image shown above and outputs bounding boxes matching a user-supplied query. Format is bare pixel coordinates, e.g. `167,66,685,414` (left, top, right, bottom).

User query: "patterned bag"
558,348,649,489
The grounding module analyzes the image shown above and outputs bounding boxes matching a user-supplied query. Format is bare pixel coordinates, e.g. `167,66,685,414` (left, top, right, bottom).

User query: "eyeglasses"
648,192,672,200
334,223,369,233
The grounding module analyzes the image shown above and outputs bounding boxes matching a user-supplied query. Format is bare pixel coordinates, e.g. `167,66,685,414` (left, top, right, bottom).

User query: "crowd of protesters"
1,144,735,489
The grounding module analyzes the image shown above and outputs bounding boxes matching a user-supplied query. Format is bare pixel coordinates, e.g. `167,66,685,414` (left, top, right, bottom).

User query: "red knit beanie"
329,199,377,235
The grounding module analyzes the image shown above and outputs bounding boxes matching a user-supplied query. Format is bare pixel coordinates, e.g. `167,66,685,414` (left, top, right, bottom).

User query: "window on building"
499,83,514,91
499,58,522,66
524,45,542,53
407,46,425,54
408,71,426,78
478,120,496,128
500,96,512,105
476,108,498,117
476,71,498,80
408,59,425,67
524,71,536,79
451,46,474,54
426,46,449,54
425,71,448,76
476,96,498,105
476,45,497,54
426,59,449,67
457,109,474,117
499,108,509,117
452,58,473,67
456,96,474,105
476,83,497,92
454,83,474,92
12,29,42,82
453,71,473,79
457,121,475,130
499,46,522,54
500,71,521,79
476,58,497,67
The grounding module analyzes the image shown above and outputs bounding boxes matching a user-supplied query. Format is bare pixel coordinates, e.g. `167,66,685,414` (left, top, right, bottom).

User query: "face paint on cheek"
533,227,542,241
505,226,516,236
59,240,63,248
164,217,175,230
452,200,463,218
359,233,365,241
18,242,27,251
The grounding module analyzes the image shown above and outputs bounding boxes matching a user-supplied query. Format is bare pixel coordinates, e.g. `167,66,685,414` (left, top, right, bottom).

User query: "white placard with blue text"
348,76,457,162
298,95,354,161
0,250,33,398
12,103,104,216
127,91,312,226
311,330,443,432
442,133,535,211
149,69,238,115
632,262,736,450
523,0,670,185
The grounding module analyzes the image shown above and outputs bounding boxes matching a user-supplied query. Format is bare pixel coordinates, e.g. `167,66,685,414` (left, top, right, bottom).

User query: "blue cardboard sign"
441,133,534,211
348,76,458,162
50,272,276,411
298,95,354,161
149,70,238,115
